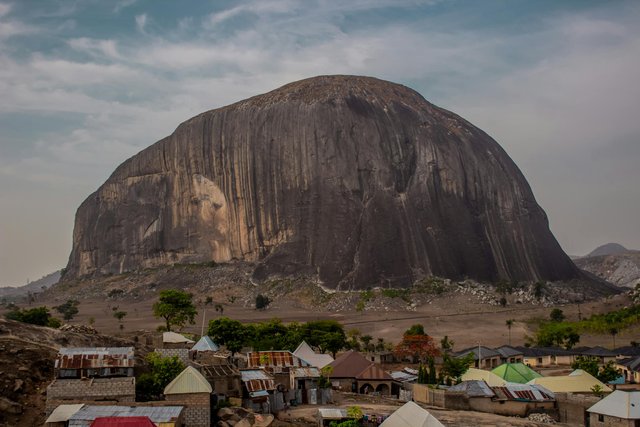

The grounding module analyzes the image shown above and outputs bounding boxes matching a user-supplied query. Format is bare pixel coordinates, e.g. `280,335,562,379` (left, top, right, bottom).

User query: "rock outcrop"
65,75,581,289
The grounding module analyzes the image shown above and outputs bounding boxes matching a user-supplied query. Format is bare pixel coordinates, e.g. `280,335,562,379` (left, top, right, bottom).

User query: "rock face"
575,252,640,288
65,75,580,289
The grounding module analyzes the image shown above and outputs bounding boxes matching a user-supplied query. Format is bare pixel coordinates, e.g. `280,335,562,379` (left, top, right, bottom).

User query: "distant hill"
0,270,61,297
586,243,629,258
575,251,640,289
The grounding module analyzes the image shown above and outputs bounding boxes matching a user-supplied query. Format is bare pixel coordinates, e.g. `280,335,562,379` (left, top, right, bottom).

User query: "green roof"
491,363,542,384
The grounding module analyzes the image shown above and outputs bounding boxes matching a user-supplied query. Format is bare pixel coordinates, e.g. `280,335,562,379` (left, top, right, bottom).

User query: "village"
34,316,640,427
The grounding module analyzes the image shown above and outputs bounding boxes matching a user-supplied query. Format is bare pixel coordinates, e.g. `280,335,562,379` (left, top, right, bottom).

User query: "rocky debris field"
575,251,640,288
0,319,144,427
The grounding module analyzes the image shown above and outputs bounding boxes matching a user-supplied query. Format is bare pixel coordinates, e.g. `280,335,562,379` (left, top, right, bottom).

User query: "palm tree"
609,327,618,349
506,319,514,346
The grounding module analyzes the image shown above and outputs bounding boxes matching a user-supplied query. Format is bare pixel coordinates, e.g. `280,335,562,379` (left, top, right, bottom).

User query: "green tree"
152,289,197,332
428,356,437,384
440,335,454,353
550,308,565,322
360,335,373,352
609,327,618,349
6,306,58,327
572,356,620,383
405,324,426,335
534,322,580,349
136,352,185,401
208,317,247,355
255,294,271,310
441,353,474,384
55,299,79,321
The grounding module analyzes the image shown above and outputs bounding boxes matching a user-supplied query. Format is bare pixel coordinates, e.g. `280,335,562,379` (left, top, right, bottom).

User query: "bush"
255,294,271,310
6,306,58,327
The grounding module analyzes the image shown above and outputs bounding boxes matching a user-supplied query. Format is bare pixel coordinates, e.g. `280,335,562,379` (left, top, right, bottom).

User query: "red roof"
90,417,157,427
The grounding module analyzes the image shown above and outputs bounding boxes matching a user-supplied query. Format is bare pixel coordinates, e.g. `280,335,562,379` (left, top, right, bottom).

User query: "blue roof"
192,336,220,352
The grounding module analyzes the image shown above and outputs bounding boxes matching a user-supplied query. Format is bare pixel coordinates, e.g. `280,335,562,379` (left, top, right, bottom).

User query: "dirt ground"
12,287,635,350
274,392,572,427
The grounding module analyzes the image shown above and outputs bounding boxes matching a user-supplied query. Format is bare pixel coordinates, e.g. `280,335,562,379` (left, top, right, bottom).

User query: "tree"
534,322,580,349
506,319,514,346
550,308,565,322
360,335,373,352
152,289,197,332
55,299,79,321
208,317,247,355
533,281,546,300
255,294,271,310
609,327,618,349
440,335,454,353
405,324,426,335
394,333,440,364
572,356,620,383
136,352,185,401
6,306,59,327
441,353,474,384
114,311,127,330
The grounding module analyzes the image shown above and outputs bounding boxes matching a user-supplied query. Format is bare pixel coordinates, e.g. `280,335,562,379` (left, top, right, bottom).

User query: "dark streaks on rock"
65,75,580,289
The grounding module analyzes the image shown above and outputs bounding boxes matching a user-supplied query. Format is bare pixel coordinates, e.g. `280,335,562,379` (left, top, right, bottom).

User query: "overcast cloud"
0,0,639,286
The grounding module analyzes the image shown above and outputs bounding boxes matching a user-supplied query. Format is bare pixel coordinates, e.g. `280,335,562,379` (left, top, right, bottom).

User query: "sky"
1,0,639,287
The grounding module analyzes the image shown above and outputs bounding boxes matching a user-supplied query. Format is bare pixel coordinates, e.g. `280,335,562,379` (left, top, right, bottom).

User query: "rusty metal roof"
246,351,310,369
240,369,275,392
492,384,555,402
56,347,135,369
290,367,320,378
200,364,240,378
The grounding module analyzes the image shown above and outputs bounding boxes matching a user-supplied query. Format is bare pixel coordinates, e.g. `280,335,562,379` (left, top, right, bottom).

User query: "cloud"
0,3,11,17
114,0,137,13
135,13,147,33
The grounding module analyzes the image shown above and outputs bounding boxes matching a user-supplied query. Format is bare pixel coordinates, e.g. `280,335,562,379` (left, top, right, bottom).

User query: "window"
598,414,604,422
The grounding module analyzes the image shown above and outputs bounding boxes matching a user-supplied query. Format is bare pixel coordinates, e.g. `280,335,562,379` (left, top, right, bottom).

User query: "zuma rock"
65,75,580,289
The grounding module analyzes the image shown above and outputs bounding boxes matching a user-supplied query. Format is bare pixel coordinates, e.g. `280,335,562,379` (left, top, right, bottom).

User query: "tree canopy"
152,289,197,332
136,352,185,401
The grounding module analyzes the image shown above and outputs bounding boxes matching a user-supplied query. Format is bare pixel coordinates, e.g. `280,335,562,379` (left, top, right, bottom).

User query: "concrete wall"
155,349,191,366
468,397,555,417
555,393,600,426
165,392,210,427
46,378,135,413
589,414,636,427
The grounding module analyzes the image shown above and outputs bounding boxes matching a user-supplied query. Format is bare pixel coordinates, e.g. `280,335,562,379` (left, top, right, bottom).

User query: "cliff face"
65,75,580,289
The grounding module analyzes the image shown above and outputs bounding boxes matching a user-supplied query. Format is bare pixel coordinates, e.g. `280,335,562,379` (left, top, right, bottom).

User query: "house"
293,341,334,369
45,404,86,427
240,369,276,413
89,417,156,427
366,351,396,365
199,363,242,400
47,348,136,413
289,366,328,404
515,346,577,367
163,332,195,349
327,350,393,396
491,363,542,384
494,345,524,364
454,346,501,369
191,336,220,352
614,346,640,358
616,356,640,384
246,350,313,397
528,369,612,393
58,405,184,427
380,401,445,427
164,366,213,427
576,346,618,364
54,347,135,379
460,368,506,387
587,390,640,427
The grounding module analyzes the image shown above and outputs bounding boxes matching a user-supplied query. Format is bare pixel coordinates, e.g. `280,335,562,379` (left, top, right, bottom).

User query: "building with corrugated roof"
47,347,136,414
327,350,393,396
491,362,542,384
293,341,334,369
587,390,640,426
65,405,184,427
164,366,212,427
528,369,612,393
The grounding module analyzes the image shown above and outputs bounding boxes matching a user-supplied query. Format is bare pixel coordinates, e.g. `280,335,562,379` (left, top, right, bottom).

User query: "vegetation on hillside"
531,305,640,348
